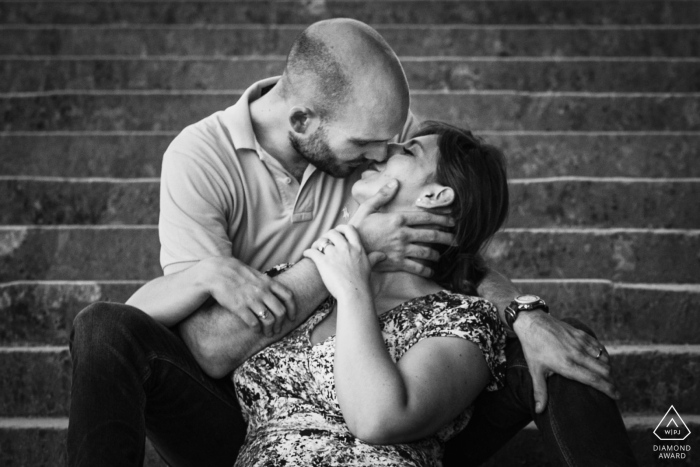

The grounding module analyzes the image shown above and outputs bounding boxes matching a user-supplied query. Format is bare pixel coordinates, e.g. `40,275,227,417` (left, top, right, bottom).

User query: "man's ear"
415,185,454,209
288,106,319,135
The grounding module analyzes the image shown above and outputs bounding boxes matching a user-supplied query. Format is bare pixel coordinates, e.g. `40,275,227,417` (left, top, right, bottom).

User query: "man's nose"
364,143,390,162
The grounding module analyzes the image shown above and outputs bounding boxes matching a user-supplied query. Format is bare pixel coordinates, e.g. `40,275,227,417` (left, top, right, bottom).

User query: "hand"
514,311,620,413
200,257,296,337
302,225,384,300
349,180,455,278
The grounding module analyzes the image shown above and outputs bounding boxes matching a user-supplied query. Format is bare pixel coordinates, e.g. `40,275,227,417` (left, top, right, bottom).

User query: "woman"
232,121,510,466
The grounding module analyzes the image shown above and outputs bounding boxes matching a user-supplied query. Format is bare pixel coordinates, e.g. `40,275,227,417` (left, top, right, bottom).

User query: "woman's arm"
333,292,490,444
303,225,493,444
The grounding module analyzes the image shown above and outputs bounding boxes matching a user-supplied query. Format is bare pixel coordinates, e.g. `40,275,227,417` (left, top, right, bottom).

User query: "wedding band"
257,309,268,320
318,239,333,254
595,348,603,359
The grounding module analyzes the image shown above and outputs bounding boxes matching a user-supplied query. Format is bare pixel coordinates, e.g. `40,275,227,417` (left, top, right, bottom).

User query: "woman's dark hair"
412,121,509,296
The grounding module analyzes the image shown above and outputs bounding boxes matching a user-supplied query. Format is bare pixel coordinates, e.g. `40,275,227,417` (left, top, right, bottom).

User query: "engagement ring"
318,239,333,254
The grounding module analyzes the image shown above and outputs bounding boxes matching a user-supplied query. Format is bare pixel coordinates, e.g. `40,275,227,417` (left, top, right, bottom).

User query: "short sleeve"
419,298,507,392
159,126,234,273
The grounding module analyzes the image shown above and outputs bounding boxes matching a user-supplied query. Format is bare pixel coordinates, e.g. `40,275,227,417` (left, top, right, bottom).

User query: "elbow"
177,323,233,379
346,416,396,445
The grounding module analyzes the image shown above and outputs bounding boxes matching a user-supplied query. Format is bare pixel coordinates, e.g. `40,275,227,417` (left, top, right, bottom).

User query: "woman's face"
352,134,447,211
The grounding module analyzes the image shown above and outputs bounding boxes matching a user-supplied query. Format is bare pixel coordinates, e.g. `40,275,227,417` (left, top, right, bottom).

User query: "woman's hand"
303,225,384,300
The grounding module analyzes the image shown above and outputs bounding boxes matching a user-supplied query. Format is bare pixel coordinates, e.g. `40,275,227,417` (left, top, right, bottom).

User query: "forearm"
179,259,328,378
334,292,409,442
274,259,328,317
477,267,521,337
126,261,210,326
478,267,554,339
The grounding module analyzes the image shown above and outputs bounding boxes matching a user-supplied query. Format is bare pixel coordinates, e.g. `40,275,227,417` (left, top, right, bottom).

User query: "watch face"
516,294,540,304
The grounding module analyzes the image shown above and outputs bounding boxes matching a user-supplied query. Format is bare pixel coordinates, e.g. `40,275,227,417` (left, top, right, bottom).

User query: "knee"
70,302,149,357
559,317,598,340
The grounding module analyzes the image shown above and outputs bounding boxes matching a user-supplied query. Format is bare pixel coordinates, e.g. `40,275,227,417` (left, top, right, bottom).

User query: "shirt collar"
224,76,281,152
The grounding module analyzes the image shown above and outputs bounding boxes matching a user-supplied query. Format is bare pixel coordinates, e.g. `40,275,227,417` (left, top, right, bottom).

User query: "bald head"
279,19,409,124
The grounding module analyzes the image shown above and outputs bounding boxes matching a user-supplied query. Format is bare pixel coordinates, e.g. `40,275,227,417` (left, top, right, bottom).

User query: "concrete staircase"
1,1,698,465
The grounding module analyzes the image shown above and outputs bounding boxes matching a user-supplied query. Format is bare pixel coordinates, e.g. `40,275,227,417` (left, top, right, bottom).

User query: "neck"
369,269,443,314
249,89,309,179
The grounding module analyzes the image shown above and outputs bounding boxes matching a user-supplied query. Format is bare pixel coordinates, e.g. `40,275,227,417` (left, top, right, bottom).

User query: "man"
68,19,635,467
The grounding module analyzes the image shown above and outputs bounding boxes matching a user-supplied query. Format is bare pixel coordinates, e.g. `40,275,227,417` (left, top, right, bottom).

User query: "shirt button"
284,177,292,184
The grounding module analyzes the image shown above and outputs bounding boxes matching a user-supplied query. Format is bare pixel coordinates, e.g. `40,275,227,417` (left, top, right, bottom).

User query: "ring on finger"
318,239,334,254
595,348,603,359
257,308,268,320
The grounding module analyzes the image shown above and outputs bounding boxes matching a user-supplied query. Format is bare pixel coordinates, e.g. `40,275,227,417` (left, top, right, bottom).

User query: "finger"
563,362,620,400
403,228,455,246
303,248,325,265
404,244,440,262
353,180,399,218
261,293,286,335
252,305,275,337
335,224,363,249
270,281,296,322
399,259,434,278
530,368,549,414
237,308,262,333
367,251,387,267
400,211,455,228
580,335,610,364
311,236,331,251
325,230,349,250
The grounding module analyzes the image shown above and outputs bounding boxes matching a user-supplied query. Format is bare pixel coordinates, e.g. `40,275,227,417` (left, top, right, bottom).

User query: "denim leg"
443,318,637,467
67,302,246,467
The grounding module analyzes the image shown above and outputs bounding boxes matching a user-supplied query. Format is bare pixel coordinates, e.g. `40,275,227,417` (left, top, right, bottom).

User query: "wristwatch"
504,295,549,331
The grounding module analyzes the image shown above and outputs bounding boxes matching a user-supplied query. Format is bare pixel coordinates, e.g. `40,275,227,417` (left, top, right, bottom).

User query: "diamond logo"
654,405,691,441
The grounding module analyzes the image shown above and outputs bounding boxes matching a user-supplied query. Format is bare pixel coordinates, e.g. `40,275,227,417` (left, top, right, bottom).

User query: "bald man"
68,19,632,467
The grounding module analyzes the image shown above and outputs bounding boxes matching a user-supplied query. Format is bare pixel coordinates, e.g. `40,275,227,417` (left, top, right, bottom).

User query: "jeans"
443,318,638,467
68,304,636,467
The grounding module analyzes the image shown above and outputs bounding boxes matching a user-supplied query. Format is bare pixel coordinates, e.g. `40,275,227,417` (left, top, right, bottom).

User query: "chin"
350,180,372,205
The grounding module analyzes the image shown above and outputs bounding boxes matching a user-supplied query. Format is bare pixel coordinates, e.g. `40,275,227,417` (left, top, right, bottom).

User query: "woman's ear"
415,185,455,209
288,106,318,135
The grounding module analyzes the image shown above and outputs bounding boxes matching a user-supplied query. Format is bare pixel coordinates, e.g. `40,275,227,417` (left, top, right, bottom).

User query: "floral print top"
232,273,506,467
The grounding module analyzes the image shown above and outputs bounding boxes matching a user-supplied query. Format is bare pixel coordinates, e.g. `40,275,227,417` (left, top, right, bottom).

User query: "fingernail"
387,180,398,188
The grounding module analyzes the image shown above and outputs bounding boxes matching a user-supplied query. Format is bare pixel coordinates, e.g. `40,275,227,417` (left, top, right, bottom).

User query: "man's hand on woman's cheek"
348,180,455,278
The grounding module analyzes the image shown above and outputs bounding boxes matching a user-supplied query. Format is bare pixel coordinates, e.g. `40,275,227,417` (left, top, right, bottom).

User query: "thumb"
367,251,387,267
360,180,399,213
530,367,549,414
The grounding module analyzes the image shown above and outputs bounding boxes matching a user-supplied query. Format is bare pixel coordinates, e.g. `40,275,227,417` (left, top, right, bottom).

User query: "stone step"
0,416,698,467
3,57,700,93
485,228,700,283
0,418,165,467
1,177,698,229
2,131,698,179
0,344,697,418
0,226,698,282
0,25,697,57
2,1,699,26
1,280,698,346
3,91,699,132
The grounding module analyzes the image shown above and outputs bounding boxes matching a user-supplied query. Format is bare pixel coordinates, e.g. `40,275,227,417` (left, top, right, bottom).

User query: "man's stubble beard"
288,125,356,178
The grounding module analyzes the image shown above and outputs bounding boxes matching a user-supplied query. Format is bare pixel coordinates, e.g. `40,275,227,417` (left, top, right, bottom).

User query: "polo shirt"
159,77,418,275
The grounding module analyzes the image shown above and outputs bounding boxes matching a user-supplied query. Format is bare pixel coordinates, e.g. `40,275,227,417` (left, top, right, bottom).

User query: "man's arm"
177,181,455,377
478,268,620,413
178,259,326,378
